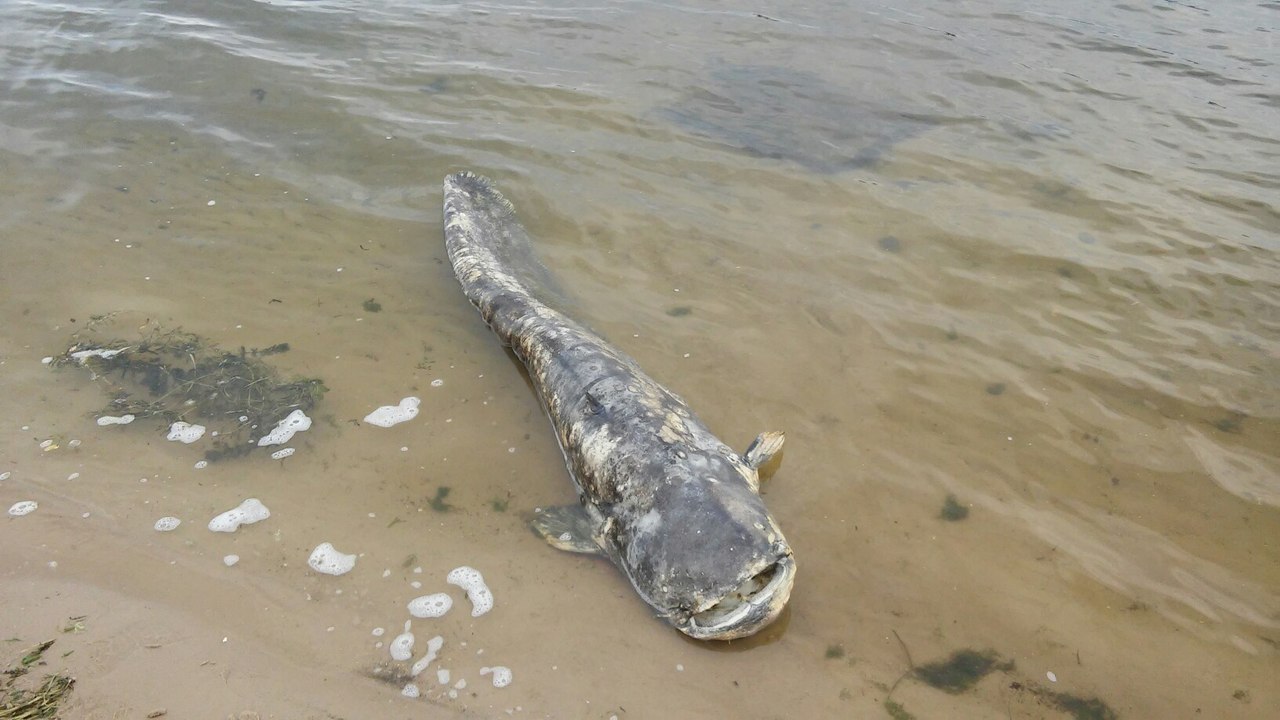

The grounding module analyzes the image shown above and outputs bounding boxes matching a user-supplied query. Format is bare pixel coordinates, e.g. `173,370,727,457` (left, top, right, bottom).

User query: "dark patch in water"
878,235,903,253
940,494,969,521
428,486,453,512
1010,681,1119,720
884,700,917,720
915,649,1013,693
660,63,933,173
1212,412,1245,433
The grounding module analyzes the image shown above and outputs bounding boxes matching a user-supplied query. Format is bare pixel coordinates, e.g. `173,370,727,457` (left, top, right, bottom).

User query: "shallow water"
1,1,1277,718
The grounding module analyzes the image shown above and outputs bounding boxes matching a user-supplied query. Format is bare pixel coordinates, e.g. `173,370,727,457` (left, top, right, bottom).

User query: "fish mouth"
682,555,796,641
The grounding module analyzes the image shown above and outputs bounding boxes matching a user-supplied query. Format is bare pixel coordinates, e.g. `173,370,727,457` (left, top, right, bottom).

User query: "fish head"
616,453,795,641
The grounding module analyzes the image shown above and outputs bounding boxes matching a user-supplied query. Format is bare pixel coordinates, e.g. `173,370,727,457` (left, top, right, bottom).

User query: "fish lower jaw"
679,555,796,641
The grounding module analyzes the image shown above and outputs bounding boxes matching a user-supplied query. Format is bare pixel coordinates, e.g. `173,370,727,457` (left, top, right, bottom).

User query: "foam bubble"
0,471,10,481
308,542,356,576
408,593,453,619
363,396,421,428
410,635,444,677
166,421,206,443
372,627,385,637
401,683,419,698
436,668,450,685
257,409,311,446
270,447,295,460
194,460,208,469
390,631,415,661
447,566,494,617
8,500,37,517
97,414,135,426
208,498,270,532
480,666,512,688
223,555,239,566
154,516,181,532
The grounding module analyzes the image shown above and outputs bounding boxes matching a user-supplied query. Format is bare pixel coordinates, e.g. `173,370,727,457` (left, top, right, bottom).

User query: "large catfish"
443,172,794,640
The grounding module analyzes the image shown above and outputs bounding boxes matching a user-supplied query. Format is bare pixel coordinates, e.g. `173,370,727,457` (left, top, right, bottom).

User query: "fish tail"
443,172,564,343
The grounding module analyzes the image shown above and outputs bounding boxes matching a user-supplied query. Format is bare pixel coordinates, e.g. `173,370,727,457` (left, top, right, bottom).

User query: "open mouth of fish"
683,555,796,640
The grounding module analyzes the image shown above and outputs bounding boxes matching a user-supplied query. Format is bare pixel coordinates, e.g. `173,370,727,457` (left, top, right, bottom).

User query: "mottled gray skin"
443,172,794,640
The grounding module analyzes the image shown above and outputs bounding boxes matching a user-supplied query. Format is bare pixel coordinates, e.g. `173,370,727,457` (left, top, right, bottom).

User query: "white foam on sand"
8,500,37,517
401,683,419,698
257,409,311,446
97,414,135,426
208,498,270,532
154,516,181,532
436,668,451,685
480,666,512,688
223,555,240,566
308,542,357,576
410,635,444,677
407,593,452,618
167,421,206,443
447,566,494,617
390,627,415,661
270,447,295,460
363,396,421,428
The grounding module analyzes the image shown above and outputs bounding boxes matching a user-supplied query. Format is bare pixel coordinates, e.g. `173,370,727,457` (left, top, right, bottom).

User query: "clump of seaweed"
427,486,453,513
53,322,325,462
1010,681,1119,720
914,649,1013,694
1048,691,1118,720
2,639,75,719
883,700,916,720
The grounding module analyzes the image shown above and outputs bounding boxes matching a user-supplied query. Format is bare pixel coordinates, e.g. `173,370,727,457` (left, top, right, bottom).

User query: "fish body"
443,172,794,640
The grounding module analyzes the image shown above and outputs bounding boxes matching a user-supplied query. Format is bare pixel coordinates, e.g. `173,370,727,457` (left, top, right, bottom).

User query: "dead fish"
442,172,795,640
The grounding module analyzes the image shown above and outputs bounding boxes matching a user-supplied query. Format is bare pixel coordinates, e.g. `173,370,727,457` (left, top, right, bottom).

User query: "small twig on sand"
886,629,916,700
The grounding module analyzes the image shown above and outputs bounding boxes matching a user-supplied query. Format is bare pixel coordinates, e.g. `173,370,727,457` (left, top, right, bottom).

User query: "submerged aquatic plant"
883,700,917,720
428,486,453,512
1047,691,1118,720
54,323,326,462
914,648,1013,694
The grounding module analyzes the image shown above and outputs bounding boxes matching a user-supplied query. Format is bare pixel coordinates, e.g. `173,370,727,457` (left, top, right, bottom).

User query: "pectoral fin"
743,430,785,470
531,505,602,555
